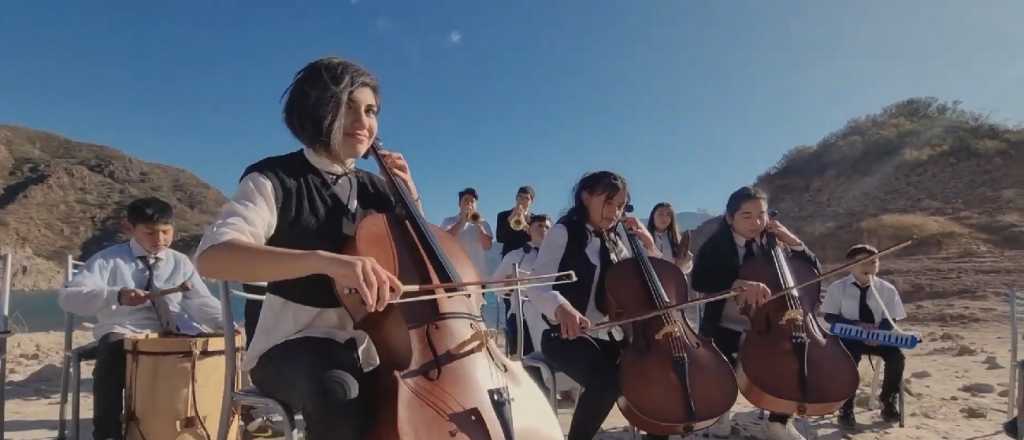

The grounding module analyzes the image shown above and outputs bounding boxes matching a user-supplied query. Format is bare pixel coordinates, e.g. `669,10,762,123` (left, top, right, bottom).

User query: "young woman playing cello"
691,186,822,440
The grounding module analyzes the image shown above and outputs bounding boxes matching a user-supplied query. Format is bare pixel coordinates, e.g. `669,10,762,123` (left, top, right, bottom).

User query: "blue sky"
2,1,1022,224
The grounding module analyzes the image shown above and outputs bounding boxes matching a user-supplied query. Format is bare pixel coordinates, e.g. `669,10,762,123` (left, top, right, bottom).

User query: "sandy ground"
2,295,1019,440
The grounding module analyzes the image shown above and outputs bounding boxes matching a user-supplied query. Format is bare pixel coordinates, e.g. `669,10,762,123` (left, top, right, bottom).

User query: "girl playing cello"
691,186,821,440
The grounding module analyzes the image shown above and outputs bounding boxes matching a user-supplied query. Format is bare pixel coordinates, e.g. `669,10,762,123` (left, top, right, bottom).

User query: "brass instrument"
509,207,529,231
469,211,482,223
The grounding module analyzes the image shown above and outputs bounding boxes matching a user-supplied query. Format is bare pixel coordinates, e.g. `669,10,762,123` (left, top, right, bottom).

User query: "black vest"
551,218,608,320
242,150,394,308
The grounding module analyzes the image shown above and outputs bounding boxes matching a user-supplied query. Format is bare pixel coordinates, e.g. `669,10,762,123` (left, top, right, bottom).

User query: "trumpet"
469,211,482,223
509,207,529,231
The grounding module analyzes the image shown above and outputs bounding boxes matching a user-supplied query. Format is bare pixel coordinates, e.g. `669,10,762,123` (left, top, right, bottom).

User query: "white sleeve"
883,282,907,321
821,281,843,316
440,216,456,230
57,256,117,316
194,173,278,266
481,220,494,237
525,224,571,320
491,252,516,282
179,264,225,330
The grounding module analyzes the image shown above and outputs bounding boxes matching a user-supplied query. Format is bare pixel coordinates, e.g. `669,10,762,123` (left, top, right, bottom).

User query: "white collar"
302,147,356,175
847,274,873,288
733,231,760,248
129,239,168,260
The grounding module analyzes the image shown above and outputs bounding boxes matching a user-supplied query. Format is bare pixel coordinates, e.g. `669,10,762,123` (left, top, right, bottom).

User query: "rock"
17,363,62,386
960,383,996,394
960,406,988,419
940,332,961,341
999,389,1010,398
983,356,1005,370
17,352,40,361
955,344,978,356
912,370,933,379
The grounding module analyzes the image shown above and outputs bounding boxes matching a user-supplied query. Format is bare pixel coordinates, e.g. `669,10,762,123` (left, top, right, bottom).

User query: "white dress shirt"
822,274,907,325
491,243,547,351
59,239,223,339
525,224,654,341
653,230,694,273
440,216,494,277
654,231,675,261
195,147,379,372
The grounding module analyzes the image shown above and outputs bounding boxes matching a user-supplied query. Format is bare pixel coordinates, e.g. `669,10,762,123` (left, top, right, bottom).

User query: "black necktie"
743,239,758,262
138,256,156,291
594,234,614,315
139,256,177,333
856,283,875,324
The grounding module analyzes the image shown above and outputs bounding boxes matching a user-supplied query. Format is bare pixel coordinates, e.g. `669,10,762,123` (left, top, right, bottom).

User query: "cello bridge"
778,309,804,326
655,322,685,340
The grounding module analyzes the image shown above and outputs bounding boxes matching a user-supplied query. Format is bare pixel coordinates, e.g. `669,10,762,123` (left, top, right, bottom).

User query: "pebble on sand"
959,383,996,394
911,370,933,379
959,406,988,419
954,344,978,356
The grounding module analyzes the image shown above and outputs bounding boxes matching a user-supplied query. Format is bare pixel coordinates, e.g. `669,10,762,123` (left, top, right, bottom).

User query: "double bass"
340,140,562,439
604,222,738,435
735,215,858,416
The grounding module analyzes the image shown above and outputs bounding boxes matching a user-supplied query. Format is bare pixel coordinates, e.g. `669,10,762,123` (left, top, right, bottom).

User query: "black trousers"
93,333,127,439
250,337,368,440
243,297,263,349
711,327,791,424
540,329,667,440
840,339,905,411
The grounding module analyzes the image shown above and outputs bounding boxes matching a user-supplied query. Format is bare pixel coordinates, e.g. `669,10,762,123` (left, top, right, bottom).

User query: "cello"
735,214,858,416
604,222,738,435
338,140,563,440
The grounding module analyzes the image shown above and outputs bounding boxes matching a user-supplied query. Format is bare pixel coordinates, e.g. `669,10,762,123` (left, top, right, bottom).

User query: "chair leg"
550,369,559,411
71,354,81,440
899,383,906,428
868,357,881,410
57,353,71,440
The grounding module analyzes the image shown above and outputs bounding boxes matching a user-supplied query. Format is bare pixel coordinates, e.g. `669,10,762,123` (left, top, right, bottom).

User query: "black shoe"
880,394,900,423
838,408,856,430
1005,417,1019,438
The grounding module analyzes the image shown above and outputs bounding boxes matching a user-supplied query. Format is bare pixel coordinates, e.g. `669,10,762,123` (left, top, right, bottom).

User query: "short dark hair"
517,186,535,199
846,244,879,260
281,57,380,152
529,214,551,225
126,197,174,226
458,187,478,201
